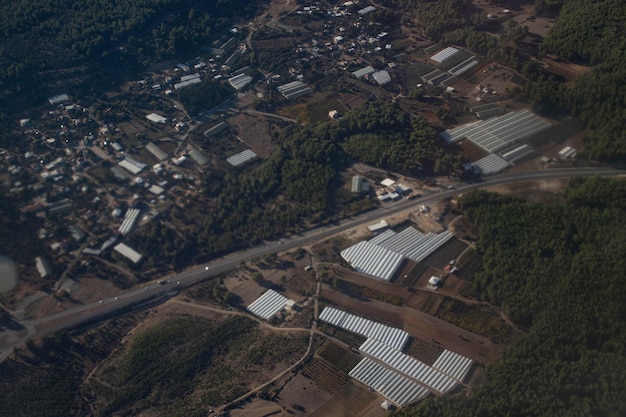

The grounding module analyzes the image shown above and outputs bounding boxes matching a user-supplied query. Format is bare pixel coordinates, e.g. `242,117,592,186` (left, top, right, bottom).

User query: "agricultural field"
302,357,349,394
319,325,367,349
455,249,483,280
435,298,514,344
334,279,404,306
317,341,361,374
406,338,444,366
422,238,469,269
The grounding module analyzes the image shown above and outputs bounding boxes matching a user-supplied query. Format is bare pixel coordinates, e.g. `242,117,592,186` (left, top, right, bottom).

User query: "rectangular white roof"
439,110,550,153
113,242,143,263
146,113,167,123
359,338,457,394
227,149,257,167
431,47,459,63
247,289,291,320
373,70,391,85
432,350,473,382
340,241,404,281
146,142,168,161
352,66,375,78
319,307,409,350
472,154,510,175
349,358,430,407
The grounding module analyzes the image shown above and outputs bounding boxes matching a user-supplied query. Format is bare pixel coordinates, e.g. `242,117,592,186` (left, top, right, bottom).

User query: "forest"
0,0,266,117
394,177,626,417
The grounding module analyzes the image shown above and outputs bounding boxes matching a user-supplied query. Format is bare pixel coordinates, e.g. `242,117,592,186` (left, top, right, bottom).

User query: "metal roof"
349,358,430,407
448,58,478,76
500,144,534,162
146,142,168,161
188,149,209,165
226,149,257,167
352,66,375,78
431,47,459,63
228,73,252,90
119,208,141,235
247,289,291,320
277,81,312,99
359,338,458,394
375,228,454,263
174,77,202,90
319,307,409,350
439,110,550,153
340,241,404,281
373,70,391,85
113,243,143,263
472,154,510,175
432,350,473,382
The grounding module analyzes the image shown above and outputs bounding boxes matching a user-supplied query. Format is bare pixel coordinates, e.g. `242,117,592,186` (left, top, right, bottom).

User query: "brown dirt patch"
226,112,281,158
482,179,569,204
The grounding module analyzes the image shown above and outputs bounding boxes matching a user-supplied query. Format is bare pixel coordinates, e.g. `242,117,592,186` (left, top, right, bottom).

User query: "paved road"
1,166,624,362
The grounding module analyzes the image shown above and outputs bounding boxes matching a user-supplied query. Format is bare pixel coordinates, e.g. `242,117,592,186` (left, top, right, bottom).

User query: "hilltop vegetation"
394,177,626,417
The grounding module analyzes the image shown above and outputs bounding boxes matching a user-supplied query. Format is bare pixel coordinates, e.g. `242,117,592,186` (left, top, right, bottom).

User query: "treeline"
540,0,626,159
395,177,626,417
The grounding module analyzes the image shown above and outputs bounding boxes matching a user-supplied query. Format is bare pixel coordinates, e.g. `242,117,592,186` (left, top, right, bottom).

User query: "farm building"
35,256,52,278
352,66,375,79
118,158,147,175
188,149,209,165
358,5,376,15
439,110,550,154
247,289,293,320
113,243,143,264
319,307,409,350
146,113,167,124
228,73,252,91
118,208,141,235
430,47,460,64
277,81,312,99
471,154,510,175
227,149,257,167
372,70,391,85
48,94,69,105
341,228,453,281
351,175,369,193
145,142,168,161
204,122,228,137
368,220,389,233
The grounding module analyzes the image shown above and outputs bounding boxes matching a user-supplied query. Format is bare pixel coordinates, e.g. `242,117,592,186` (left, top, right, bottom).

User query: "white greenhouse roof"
247,289,291,320
229,73,253,90
227,149,257,167
319,307,409,350
146,113,167,123
349,358,430,407
359,338,457,394
277,81,312,99
340,241,404,281
448,58,478,76
118,158,147,175
432,350,473,382
373,70,391,85
352,66,375,78
439,110,550,153
431,47,459,64
146,142,168,161
472,154,510,175
119,208,141,235
375,228,454,263
174,77,201,90
113,243,143,263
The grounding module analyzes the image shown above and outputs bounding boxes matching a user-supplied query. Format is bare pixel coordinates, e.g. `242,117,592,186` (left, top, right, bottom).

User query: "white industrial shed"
118,158,147,175
359,338,458,394
146,113,167,124
113,243,143,263
227,149,257,167
247,289,292,320
340,241,405,282
439,110,550,153
349,358,430,407
472,154,510,175
432,350,474,382
319,307,409,350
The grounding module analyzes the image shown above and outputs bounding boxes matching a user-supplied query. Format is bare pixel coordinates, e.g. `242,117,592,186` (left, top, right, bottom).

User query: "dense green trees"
176,79,232,116
397,177,626,417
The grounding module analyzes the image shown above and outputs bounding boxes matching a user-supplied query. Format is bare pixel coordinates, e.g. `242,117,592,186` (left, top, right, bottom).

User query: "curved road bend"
1,166,624,362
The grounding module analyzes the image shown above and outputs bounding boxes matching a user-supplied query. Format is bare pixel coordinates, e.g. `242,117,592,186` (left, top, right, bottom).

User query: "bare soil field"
320,285,506,362
447,138,490,163
540,57,591,86
307,381,379,417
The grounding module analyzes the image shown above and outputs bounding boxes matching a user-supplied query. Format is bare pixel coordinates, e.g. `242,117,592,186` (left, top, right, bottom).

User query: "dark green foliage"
395,177,626,417
176,80,232,116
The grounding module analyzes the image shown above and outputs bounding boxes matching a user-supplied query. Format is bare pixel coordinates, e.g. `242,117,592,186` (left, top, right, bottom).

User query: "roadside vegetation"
394,177,626,417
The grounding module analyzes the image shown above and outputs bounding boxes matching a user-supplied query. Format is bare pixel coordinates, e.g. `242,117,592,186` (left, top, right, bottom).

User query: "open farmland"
317,341,361,373
406,338,444,366
422,238,469,269
302,357,349,394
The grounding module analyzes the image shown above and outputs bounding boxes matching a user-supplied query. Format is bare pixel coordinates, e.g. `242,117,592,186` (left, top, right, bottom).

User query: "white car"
205,266,210,270
98,300,104,304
